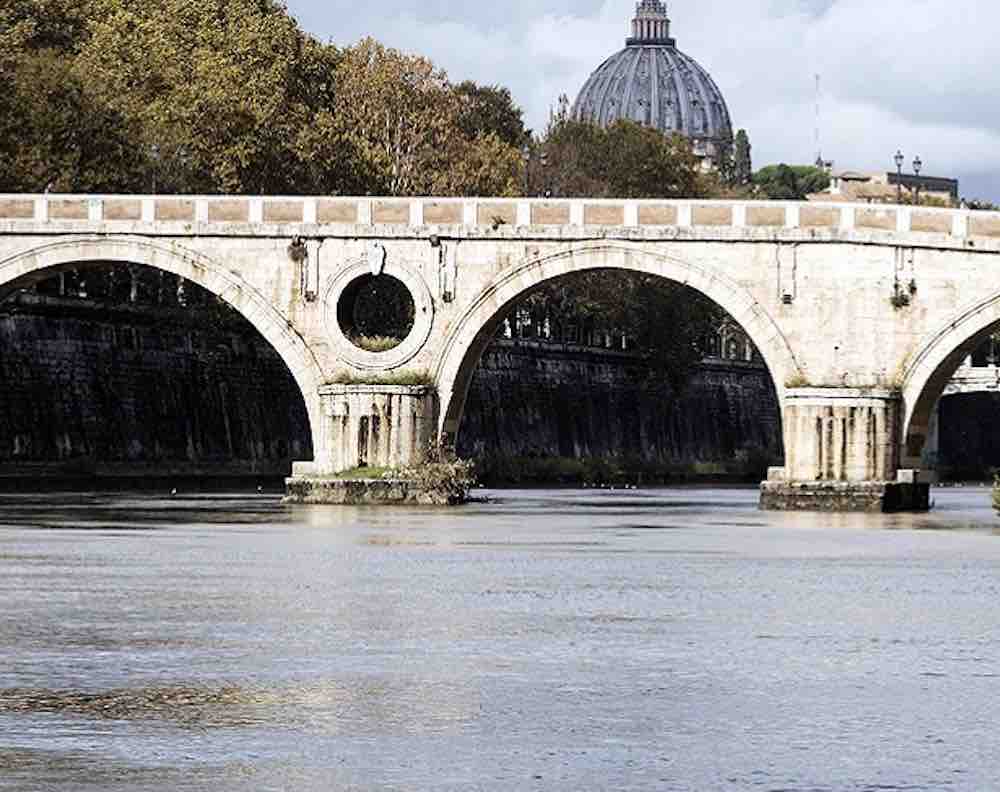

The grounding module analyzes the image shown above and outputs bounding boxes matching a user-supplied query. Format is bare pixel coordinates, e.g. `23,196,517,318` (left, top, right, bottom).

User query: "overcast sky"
286,0,999,201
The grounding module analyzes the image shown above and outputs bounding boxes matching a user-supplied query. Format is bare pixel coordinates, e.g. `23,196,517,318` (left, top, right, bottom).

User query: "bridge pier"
761,388,930,513
291,385,438,479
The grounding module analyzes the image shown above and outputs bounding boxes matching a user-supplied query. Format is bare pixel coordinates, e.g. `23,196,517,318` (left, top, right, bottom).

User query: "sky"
285,0,1000,201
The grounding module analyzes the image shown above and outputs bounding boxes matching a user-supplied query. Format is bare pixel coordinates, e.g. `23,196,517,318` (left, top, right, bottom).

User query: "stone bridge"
3,193,1000,508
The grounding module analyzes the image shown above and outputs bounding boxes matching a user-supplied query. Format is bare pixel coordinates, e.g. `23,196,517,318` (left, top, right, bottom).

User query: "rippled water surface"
3,487,1000,790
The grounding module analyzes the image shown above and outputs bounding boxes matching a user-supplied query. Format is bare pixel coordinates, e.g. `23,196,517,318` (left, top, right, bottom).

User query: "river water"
2,487,1000,791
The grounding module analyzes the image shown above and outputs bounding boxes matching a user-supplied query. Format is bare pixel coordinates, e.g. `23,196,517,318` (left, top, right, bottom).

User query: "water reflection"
2,487,1000,791
0,679,478,734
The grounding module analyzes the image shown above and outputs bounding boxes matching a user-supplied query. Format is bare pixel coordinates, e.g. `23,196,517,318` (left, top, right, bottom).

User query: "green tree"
0,0,92,55
330,39,524,197
0,50,142,193
0,1,529,197
507,270,723,393
76,0,342,194
454,81,528,148
753,164,830,200
538,108,704,199
733,129,752,186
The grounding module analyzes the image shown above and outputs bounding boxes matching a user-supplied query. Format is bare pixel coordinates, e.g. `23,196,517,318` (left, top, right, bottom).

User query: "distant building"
819,169,959,205
571,0,733,171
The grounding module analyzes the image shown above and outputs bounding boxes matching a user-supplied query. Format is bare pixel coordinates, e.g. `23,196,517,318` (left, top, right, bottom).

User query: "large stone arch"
0,236,327,464
900,287,1000,466
434,242,799,442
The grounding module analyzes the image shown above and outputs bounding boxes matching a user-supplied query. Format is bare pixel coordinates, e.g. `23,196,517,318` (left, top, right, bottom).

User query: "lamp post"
894,150,905,204
150,144,160,195
913,156,923,206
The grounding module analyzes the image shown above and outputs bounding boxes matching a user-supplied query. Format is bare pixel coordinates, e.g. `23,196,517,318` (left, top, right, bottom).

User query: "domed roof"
572,1,733,160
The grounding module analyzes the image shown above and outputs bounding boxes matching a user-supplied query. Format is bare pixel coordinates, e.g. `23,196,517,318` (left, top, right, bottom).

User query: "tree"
506,270,723,393
537,106,705,199
0,50,143,193
753,164,830,200
76,0,341,195
454,81,528,148
0,2,529,197
0,0,92,55
733,129,752,186
436,132,522,197
329,39,524,197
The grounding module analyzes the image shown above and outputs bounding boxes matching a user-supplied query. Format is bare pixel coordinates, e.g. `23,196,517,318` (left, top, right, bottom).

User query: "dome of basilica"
572,1,733,167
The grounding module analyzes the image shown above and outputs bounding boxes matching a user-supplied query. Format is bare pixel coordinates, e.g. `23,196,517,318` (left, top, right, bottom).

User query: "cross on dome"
628,0,674,46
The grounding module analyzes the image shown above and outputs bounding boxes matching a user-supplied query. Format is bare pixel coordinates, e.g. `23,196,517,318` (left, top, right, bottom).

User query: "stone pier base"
284,476,454,506
760,480,931,513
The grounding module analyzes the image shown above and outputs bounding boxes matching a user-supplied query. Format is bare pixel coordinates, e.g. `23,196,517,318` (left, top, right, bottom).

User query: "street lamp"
894,150,905,204
913,156,923,206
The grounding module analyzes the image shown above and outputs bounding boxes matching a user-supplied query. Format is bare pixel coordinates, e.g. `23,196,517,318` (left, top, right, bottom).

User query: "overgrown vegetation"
329,370,433,387
400,444,476,505
350,335,403,353
333,444,476,505
334,466,395,481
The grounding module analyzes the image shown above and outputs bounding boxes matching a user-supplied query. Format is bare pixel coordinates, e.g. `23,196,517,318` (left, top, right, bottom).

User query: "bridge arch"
0,237,327,463
901,287,1000,467
434,242,799,442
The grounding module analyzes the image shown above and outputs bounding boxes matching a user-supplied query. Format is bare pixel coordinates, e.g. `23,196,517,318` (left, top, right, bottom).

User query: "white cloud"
286,0,1000,199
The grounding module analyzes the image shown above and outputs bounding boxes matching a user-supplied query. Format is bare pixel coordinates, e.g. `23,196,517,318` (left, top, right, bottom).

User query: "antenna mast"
814,74,822,166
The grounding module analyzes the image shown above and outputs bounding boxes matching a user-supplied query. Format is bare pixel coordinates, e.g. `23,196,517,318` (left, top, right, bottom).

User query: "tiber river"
2,487,1000,791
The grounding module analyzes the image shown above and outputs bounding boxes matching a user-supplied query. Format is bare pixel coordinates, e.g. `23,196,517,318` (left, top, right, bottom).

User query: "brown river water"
2,487,1000,791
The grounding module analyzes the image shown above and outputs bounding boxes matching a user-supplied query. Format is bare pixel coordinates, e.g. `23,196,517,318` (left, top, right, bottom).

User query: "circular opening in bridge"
337,274,416,353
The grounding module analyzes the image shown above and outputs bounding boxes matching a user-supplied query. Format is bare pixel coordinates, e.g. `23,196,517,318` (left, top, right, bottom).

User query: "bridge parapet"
3,194,1000,249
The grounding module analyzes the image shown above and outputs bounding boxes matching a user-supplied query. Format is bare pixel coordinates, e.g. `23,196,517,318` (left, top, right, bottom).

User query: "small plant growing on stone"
350,334,403,353
401,442,476,505
330,370,433,386
287,237,308,263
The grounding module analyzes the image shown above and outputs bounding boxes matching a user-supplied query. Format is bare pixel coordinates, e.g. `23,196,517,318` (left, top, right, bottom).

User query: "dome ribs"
570,2,732,168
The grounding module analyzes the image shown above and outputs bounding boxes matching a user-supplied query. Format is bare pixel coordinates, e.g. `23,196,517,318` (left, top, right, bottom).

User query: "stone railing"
943,363,1000,396
2,194,1000,241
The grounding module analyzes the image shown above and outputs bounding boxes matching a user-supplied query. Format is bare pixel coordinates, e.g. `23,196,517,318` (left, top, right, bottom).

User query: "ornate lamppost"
894,150,905,204
913,156,923,206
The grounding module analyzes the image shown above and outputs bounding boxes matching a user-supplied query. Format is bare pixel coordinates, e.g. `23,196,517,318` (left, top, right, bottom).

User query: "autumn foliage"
0,0,523,196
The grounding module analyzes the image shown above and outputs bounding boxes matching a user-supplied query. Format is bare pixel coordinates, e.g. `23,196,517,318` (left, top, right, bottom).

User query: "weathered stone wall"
0,295,312,479
457,340,782,466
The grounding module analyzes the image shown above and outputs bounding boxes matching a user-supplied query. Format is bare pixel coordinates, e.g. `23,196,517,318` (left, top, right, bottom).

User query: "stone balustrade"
2,195,998,243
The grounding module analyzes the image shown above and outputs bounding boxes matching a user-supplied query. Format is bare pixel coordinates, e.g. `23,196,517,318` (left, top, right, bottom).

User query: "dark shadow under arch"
434,244,797,447
0,238,325,472
901,288,1000,469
